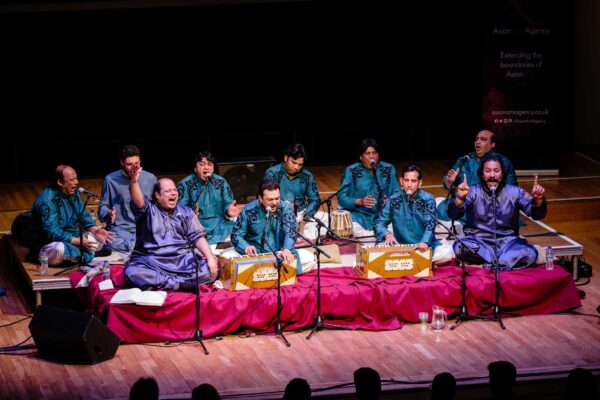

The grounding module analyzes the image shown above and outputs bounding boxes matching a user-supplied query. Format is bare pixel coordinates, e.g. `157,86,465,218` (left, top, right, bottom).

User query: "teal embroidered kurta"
374,190,440,249
338,161,400,230
177,173,235,244
231,200,302,273
264,163,320,217
28,188,97,262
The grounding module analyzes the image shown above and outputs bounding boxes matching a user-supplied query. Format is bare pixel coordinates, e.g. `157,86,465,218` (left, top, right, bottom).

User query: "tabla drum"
331,210,353,238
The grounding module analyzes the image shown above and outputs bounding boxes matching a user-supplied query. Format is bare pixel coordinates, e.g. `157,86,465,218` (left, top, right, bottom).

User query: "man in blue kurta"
177,151,239,244
99,145,157,254
264,143,324,240
447,155,547,270
124,171,218,292
27,165,113,265
338,138,400,237
230,178,313,274
437,130,517,223
374,165,453,265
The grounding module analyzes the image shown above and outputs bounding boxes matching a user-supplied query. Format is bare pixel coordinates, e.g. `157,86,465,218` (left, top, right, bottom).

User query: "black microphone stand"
419,200,487,330
317,183,350,241
55,193,91,276
304,215,353,339
488,187,506,330
184,218,210,354
371,163,384,212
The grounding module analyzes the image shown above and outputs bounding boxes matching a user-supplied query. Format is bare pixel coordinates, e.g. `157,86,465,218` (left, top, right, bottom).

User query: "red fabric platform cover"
70,264,581,344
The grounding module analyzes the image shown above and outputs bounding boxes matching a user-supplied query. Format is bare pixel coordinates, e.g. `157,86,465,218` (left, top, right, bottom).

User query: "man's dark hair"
284,143,307,160
50,164,70,188
258,178,280,197
359,138,379,155
401,165,423,181
120,145,141,161
191,383,221,400
477,154,507,187
194,151,216,166
566,367,597,400
129,377,159,400
488,360,517,398
354,367,381,400
431,372,456,400
283,378,311,400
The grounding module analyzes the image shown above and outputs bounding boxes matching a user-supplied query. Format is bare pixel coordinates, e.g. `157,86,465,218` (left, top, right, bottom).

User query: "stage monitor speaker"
29,305,120,364
218,156,276,204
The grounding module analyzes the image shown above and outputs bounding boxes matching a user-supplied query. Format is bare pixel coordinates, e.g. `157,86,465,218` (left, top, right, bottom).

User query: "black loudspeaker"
29,305,120,364
218,156,276,204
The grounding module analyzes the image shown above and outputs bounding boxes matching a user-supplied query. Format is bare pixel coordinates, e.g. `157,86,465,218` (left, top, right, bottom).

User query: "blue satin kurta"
374,190,439,249
231,200,302,273
177,173,235,244
99,169,157,252
447,184,547,270
437,150,517,222
264,163,320,217
124,199,213,290
338,161,400,231
27,188,96,263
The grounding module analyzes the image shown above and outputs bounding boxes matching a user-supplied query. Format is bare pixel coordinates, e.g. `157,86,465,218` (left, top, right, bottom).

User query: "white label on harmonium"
354,244,432,278
217,254,297,291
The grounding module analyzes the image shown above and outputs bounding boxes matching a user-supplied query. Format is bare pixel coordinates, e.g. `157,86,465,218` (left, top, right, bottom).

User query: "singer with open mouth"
337,138,400,239
374,165,454,265
177,151,239,245
436,130,517,225
27,164,114,266
447,154,546,270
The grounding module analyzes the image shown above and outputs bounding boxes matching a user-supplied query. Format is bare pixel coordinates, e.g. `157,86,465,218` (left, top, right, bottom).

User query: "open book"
109,288,167,307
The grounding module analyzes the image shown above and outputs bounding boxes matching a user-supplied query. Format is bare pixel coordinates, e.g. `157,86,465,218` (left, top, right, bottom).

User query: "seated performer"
99,145,157,254
447,154,546,270
230,178,314,275
264,143,325,240
437,130,517,224
338,138,400,238
177,151,239,244
27,165,113,265
374,165,453,265
124,167,218,292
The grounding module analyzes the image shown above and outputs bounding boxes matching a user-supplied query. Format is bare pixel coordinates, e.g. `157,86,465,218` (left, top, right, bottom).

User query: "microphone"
462,155,471,163
406,189,414,204
205,172,213,182
490,186,496,199
369,159,377,170
260,205,272,253
78,187,101,198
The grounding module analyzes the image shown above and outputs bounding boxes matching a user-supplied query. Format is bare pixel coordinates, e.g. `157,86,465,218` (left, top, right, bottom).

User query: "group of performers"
25,130,547,292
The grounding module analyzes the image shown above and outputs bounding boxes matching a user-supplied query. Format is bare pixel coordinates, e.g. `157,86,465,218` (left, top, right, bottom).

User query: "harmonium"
354,244,432,279
217,253,297,291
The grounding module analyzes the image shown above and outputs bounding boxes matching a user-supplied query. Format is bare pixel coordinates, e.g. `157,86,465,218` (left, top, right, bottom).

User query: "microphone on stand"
260,205,272,253
406,189,414,205
78,187,101,198
205,172,213,182
369,159,377,170
490,185,496,199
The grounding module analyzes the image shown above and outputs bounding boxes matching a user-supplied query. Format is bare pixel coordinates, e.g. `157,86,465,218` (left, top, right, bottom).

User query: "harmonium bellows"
217,253,297,291
354,243,432,279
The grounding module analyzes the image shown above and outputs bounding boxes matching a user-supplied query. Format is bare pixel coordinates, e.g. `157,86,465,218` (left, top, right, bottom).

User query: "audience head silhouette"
354,367,381,400
283,377,311,399
430,372,456,400
129,377,159,400
192,383,221,400
488,361,518,399
566,367,597,400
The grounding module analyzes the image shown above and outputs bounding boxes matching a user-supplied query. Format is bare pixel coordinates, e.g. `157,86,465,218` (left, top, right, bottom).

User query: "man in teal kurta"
27,165,113,265
231,179,309,274
264,143,323,240
178,151,239,244
338,138,400,237
374,165,453,265
437,129,517,222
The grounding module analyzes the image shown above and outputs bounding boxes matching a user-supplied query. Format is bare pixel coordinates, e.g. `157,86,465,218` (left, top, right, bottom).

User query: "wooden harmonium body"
355,244,432,279
217,253,297,291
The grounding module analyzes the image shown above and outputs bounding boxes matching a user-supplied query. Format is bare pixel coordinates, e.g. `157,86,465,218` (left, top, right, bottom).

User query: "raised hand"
531,175,545,202
226,200,240,218
456,173,470,199
445,167,460,188
107,207,116,224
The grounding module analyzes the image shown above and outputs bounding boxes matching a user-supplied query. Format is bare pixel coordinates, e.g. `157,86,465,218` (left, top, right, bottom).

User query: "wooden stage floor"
0,153,599,399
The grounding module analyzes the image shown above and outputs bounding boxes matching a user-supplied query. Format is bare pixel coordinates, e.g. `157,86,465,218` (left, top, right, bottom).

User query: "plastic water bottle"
102,260,110,281
39,249,49,276
89,209,98,226
545,246,554,271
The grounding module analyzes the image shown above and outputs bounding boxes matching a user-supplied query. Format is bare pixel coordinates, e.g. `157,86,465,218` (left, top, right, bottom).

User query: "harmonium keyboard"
217,253,297,291
354,243,432,279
